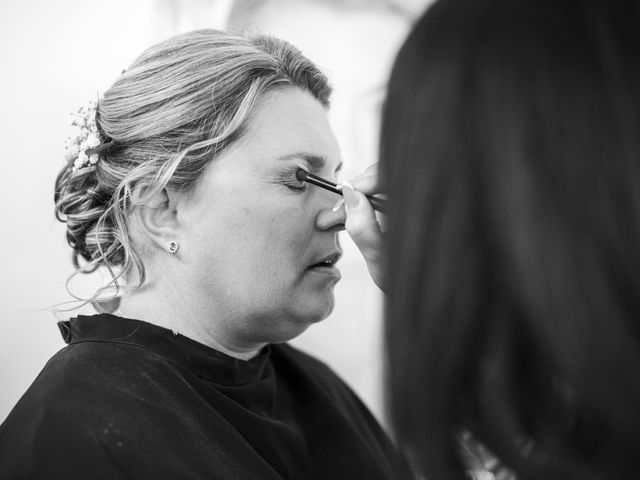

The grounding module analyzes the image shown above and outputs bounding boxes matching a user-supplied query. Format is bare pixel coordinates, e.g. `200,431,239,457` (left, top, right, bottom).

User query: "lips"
309,251,342,269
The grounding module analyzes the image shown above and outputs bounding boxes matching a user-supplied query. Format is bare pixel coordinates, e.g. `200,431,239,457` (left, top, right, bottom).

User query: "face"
176,88,344,348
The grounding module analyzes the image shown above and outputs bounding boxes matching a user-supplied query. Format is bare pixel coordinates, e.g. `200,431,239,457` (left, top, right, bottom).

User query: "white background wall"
0,0,428,424
0,0,156,421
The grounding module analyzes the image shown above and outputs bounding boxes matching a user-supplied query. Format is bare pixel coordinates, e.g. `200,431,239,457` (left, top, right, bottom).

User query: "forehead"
239,88,342,171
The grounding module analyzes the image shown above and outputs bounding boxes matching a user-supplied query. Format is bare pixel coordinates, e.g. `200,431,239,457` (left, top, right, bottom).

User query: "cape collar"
58,314,272,386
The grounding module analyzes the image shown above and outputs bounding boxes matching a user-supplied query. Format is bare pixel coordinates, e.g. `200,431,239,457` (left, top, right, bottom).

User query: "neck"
115,279,263,361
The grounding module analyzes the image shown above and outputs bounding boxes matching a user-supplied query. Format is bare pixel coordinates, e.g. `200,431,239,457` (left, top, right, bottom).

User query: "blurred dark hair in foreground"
382,0,640,478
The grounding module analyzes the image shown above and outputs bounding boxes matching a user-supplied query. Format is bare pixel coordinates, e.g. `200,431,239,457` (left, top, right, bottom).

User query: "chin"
251,298,333,345
283,295,335,334
302,291,335,323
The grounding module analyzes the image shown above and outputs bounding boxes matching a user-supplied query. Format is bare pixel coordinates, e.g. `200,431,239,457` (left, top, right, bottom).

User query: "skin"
341,167,384,289
121,87,346,358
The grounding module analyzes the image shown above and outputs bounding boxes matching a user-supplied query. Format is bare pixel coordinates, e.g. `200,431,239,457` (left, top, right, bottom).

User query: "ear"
134,187,182,251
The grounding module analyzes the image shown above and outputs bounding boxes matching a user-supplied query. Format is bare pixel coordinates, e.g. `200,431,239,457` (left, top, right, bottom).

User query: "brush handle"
303,171,387,214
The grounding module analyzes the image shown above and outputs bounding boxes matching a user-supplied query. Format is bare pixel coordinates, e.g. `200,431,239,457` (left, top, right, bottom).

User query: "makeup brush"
296,168,387,214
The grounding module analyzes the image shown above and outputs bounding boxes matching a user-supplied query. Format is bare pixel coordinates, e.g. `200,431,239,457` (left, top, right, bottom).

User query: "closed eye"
285,181,307,191
278,164,308,191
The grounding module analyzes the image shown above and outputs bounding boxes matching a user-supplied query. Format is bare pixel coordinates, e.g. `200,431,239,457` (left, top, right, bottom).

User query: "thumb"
342,181,378,237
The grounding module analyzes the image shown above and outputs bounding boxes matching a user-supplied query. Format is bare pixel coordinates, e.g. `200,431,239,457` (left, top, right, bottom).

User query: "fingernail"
341,181,360,209
332,198,345,212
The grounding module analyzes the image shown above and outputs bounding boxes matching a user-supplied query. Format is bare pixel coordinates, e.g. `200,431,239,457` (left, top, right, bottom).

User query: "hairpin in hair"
64,100,113,172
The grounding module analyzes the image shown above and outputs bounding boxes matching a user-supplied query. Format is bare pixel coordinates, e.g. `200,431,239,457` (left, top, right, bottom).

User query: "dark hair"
382,0,640,478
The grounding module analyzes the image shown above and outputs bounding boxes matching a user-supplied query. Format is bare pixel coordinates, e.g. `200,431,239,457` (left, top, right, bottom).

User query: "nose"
315,195,346,231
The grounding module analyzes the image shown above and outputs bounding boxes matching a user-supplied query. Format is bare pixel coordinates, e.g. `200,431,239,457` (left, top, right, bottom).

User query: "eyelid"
276,164,308,190
297,164,339,182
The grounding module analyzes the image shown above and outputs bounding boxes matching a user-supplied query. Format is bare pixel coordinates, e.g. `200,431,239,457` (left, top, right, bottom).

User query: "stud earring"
168,241,179,254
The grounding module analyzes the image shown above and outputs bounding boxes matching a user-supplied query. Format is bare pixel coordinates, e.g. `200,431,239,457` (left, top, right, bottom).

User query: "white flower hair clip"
64,101,109,172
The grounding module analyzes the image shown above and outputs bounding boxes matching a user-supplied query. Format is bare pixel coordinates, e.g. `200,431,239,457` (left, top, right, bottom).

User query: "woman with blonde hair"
0,30,411,479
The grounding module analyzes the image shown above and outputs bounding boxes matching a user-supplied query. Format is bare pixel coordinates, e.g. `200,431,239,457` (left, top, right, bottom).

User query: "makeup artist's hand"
342,164,384,290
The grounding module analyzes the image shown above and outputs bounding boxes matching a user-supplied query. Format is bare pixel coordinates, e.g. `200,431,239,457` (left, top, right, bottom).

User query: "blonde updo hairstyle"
54,29,331,302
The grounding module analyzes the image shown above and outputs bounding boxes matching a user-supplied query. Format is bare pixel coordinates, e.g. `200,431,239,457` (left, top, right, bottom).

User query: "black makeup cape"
0,314,412,479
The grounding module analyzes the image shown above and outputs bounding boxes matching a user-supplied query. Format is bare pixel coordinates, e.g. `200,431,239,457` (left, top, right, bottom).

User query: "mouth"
308,251,342,270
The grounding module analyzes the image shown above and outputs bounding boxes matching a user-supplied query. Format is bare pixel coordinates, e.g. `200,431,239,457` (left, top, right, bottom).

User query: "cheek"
269,207,317,253
227,204,312,263
190,186,318,270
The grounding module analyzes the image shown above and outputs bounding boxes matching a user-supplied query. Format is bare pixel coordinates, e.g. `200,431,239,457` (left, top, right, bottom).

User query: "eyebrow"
276,152,343,173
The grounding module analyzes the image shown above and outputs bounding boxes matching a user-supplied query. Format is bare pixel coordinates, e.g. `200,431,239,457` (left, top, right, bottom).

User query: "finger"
341,177,386,290
350,162,379,183
342,181,381,244
342,181,384,290
346,163,381,195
